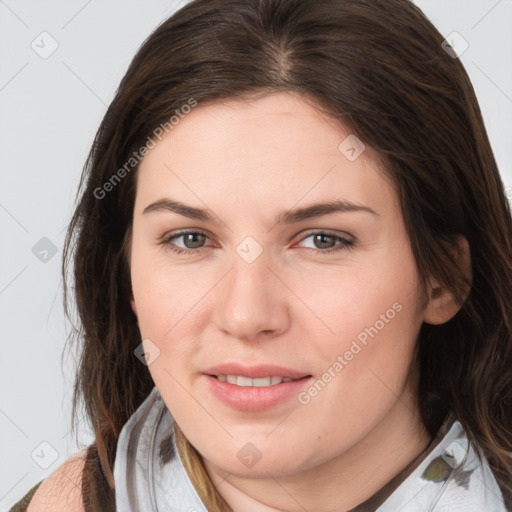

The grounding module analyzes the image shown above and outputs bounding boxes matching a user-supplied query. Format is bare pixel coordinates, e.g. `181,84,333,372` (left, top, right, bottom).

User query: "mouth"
203,363,311,381
208,374,311,387
204,373,313,412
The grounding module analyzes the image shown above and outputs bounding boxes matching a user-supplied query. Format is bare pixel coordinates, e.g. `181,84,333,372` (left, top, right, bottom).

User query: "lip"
203,363,311,380
204,374,313,412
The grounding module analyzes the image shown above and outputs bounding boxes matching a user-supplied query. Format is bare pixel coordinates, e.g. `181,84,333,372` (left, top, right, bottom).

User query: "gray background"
1,0,511,509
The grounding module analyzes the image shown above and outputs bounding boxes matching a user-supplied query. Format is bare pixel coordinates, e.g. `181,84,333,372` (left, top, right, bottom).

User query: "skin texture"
27,449,87,511
129,91,469,512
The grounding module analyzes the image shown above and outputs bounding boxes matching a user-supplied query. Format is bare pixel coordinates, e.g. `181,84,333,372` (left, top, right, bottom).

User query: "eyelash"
160,229,355,255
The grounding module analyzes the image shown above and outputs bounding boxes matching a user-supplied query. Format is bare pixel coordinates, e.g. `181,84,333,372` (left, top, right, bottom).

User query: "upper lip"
203,363,311,380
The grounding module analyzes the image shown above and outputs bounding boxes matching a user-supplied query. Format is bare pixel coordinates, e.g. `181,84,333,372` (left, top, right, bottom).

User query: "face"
129,91,431,479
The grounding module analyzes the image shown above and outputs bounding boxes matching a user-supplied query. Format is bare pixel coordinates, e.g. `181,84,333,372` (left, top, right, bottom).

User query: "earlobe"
423,235,472,326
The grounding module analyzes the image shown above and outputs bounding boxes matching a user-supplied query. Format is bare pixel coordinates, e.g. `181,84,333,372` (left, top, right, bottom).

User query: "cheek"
129,244,216,400
130,240,202,333
293,244,423,405
290,248,422,352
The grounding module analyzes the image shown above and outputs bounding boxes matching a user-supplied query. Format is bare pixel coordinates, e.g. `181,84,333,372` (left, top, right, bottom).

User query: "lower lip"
203,374,312,412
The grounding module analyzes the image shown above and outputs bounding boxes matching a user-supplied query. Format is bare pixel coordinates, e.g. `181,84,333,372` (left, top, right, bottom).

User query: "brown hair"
62,0,512,509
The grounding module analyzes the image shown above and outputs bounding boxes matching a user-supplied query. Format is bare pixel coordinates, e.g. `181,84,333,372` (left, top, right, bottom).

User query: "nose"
212,249,290,342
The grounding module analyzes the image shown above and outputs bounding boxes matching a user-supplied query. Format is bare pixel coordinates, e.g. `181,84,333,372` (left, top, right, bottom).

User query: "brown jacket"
8,442,116,512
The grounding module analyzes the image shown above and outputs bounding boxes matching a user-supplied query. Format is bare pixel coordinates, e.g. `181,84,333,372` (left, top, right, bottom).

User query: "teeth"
216,375,295,387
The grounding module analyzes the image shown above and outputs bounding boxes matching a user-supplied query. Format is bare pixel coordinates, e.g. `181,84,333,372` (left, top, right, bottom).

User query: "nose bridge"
213,239,286,339
225,241,272,305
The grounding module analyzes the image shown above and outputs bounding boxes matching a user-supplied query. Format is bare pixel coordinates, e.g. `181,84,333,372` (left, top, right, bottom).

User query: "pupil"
315,234,333,249
185,233,204,248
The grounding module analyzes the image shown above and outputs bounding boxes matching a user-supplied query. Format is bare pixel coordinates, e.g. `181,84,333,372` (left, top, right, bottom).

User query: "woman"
11,0,512,510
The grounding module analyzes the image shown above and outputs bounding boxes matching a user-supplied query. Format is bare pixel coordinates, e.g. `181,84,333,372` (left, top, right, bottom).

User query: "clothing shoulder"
8,481,43,512
12,448,88,512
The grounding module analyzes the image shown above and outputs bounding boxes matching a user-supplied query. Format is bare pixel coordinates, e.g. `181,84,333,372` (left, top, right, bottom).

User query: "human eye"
160,229,355,256
295,230,355,254
160,229,211,255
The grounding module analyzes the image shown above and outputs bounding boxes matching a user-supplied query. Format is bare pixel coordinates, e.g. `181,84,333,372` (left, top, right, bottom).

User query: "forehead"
134,92,396,219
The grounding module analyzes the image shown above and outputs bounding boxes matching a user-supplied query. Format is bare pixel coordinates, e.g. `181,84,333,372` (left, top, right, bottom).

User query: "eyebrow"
142,198,379,225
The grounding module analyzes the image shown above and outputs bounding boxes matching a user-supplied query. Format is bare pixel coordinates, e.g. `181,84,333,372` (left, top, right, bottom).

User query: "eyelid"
162,227,210,238
161,228,354,245
160,228,212,246
293,228,354,244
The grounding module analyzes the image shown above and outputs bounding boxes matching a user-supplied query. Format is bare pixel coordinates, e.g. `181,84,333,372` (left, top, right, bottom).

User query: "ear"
130,293,137,317
423,235,472,325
